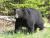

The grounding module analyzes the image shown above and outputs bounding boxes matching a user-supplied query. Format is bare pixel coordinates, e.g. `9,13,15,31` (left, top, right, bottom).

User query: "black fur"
14,8,44,33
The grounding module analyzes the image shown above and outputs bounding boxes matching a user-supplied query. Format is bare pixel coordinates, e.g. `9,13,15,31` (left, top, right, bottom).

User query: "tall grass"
0,28,50,38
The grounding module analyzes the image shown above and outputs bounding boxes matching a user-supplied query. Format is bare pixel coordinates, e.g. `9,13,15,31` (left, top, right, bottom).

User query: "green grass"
0,17,50,38
0,28,50,38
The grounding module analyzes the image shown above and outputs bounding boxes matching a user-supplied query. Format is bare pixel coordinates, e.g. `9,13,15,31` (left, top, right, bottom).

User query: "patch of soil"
0,19,15,33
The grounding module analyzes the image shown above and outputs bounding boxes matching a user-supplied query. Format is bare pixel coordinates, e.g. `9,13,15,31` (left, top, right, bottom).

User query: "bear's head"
14,8,25,18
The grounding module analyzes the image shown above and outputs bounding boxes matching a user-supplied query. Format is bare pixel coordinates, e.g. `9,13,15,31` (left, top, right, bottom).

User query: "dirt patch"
0,19,15,33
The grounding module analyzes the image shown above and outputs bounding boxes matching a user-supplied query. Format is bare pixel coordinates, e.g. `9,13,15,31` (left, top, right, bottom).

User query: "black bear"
14,8,44,33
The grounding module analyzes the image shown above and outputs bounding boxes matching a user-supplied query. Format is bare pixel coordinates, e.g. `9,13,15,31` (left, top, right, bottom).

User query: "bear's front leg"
14,19,21,33
27,20,34,33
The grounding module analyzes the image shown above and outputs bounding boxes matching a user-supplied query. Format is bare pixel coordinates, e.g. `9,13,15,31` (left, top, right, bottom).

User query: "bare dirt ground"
0,19,15,33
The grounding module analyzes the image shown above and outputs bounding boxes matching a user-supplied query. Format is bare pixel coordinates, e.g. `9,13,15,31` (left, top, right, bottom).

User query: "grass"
0,17,50,38
0,28,50,38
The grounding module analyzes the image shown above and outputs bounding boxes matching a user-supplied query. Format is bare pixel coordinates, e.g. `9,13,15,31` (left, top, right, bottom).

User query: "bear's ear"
22,8,31,15
21,8,26,15
22,8,25,11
